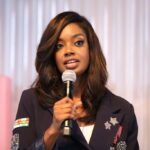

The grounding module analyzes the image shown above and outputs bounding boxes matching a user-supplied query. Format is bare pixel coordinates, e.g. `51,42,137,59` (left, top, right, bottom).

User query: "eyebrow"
72,33,85,38
58,33,85,41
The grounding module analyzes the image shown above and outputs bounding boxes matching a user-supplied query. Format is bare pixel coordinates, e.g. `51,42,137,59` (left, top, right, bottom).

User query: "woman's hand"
51,96,77,131
43,97,86,149
44,97,77,149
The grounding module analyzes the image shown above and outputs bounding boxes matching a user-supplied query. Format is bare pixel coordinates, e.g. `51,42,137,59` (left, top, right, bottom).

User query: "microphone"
62,70,76,135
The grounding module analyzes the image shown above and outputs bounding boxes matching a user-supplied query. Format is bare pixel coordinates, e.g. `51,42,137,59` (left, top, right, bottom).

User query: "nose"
64,51,75,57
64,45,75,57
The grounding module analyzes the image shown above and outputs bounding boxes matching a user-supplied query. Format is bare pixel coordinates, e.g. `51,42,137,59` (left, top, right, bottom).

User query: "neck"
73,75,83,97
78,120,95,127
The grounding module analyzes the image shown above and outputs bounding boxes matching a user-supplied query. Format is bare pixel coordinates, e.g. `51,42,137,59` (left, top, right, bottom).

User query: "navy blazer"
11,89,139,150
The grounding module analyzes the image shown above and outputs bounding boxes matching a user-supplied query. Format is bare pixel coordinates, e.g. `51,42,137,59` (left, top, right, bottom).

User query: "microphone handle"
66,80,73,98
63,119,73,136
63,80,74,136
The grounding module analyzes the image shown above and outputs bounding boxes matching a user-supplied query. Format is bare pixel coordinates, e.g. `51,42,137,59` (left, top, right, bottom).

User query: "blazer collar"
71,121,91,150
89,90,125,149
72,90,125,150
49,90,125,150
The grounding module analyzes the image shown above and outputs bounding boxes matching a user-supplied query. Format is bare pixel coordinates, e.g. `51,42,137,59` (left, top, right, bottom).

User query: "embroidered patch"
11,133,19,150
110,117,119,126
13,118,29,129
104,117,119,130
104,121,111,130
116,141,127,150
110,146,115,150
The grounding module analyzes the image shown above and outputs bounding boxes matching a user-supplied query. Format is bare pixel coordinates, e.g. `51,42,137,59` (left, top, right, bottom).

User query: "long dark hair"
32,11,108,123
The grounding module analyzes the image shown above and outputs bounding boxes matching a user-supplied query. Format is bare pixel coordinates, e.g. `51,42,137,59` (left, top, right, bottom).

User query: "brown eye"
56,43,63,50
75,40,84,47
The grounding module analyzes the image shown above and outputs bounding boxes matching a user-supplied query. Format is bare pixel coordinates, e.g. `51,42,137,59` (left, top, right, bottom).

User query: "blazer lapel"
89,93,124,150
71,120,91,150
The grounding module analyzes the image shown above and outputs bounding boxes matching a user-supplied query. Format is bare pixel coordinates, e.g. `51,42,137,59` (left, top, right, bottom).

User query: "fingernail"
73,105,77,110
77,101,82,104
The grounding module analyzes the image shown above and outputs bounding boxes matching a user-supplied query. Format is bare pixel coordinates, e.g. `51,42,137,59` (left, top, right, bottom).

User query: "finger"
55,107,73,114
54,100,74,110
74,101,83,109
54,104,74,113
55,113,75,121
59,102,74,108
55,97,74,105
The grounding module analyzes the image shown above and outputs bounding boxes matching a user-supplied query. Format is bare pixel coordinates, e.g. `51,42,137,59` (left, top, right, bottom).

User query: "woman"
11,11,139,150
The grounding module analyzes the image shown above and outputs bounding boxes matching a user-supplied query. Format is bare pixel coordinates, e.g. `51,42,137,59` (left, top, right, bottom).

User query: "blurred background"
0,0,149,149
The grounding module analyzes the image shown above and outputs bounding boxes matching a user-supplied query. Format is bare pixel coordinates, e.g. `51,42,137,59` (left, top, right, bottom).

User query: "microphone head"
62,70,76,83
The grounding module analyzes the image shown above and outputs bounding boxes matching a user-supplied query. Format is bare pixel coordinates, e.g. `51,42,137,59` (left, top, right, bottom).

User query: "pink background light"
0,75,12,150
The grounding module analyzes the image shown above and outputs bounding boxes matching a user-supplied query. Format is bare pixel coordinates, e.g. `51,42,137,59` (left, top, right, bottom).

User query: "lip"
64,59,80,69
64,59,79,64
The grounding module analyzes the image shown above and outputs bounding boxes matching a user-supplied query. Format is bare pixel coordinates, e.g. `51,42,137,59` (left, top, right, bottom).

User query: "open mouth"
64,59,79,69
64,59,79,65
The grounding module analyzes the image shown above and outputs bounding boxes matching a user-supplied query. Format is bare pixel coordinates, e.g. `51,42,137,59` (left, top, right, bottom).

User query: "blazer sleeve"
11,90,58,150
126,104,139,150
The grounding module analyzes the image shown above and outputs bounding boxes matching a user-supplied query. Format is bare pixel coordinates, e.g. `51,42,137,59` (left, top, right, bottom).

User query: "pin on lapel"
110,141,126,150
116,141,127,150
110,146,115,150
110,117,118,126
104,117,119,130
104,121,111,130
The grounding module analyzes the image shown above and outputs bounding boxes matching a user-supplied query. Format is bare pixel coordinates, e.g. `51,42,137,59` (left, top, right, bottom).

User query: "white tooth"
67,60,76,64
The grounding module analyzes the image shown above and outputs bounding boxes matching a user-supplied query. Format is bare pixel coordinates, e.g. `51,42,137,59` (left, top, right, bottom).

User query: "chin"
73,70,84,76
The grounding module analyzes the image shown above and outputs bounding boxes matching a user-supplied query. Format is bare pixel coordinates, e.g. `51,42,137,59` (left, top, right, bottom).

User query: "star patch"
104,121,111,130
110,117,118,126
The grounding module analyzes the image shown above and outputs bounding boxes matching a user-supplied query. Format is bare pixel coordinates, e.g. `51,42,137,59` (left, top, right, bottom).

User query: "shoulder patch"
13,118,29,129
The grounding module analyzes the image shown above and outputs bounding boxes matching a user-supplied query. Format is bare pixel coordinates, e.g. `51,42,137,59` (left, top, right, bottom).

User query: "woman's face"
55,23,89,75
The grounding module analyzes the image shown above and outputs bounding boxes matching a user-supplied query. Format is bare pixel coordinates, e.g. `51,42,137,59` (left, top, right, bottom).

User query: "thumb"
74,101,83,109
